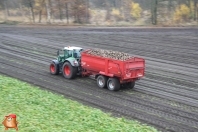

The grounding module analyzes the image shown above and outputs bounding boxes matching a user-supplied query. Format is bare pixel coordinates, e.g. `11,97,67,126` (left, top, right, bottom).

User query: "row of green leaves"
0,74,158,132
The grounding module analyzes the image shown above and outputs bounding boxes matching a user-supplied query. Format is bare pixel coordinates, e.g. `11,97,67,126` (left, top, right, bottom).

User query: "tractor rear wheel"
62,62,77,79
97,75,107,88
50,62,59,75
107,78,120,91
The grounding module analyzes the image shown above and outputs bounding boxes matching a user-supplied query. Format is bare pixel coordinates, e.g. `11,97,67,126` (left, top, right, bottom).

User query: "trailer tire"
126,81,135,89
97,75,107,88
50,62,59,75
107,78,120,91
62,62,77,79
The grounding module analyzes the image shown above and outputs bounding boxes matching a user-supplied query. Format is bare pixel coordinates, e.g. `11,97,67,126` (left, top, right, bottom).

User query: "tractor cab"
57,46,83,62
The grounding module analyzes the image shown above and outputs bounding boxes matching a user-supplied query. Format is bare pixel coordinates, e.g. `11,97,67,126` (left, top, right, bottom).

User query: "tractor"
49,46,83,79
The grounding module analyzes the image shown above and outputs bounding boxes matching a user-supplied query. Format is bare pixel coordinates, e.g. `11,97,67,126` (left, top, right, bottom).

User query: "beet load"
87,49,132,61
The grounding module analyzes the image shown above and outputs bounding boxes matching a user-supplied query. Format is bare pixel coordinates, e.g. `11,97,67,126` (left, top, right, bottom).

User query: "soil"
0,25,198,132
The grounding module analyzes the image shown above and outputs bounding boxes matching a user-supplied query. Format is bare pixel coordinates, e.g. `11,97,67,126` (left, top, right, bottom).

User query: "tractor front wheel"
50,62,59,75
62,62,77,79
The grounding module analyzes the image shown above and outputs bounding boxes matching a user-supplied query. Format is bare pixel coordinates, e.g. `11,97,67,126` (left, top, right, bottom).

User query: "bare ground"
0,25,198,132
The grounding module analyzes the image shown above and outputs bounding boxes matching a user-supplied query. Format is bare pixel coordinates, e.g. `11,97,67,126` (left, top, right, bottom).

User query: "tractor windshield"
68,50,73,57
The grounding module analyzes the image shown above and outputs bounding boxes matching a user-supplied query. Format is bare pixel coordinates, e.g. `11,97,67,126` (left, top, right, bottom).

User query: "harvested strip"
87,48,132,61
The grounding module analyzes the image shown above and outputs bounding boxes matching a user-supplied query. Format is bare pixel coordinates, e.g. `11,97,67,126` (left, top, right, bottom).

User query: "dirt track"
0,25,198,132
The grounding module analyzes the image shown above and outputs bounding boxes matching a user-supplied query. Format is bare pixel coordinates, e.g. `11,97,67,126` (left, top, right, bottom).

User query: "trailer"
80,49,145,91
50,46,145,91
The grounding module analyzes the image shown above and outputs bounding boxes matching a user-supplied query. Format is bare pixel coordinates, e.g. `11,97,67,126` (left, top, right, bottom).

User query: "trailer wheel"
50,62,59,75
126,81,135,89
62,62,77,79
107,78,120,91
97,75,107,88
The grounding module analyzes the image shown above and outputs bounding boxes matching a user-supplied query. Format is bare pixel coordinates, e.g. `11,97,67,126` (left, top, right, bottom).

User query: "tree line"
0,0,89,23
0,0,197,25
151,0,198,25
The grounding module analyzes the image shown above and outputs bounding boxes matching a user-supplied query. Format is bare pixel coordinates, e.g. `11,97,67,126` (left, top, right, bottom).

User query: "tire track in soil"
45,33,198,54
0,59,198,132
1,44,196,105
53,36,198,65
1,52,198,113
0,26,198,132
55,32,196,62
4,32,196,102
0,38,197,105
1,53,198,114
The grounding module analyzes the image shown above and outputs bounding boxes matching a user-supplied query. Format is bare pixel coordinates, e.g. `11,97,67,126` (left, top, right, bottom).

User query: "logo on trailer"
2,114,18,131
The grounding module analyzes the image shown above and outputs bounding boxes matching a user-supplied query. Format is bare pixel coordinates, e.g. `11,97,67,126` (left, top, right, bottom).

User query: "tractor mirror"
57,50,59,56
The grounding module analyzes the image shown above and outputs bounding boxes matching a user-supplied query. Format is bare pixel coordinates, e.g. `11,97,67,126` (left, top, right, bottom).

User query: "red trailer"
80,50,145,91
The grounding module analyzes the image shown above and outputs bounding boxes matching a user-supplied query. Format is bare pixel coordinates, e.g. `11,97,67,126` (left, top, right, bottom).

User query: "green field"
0,74,158,132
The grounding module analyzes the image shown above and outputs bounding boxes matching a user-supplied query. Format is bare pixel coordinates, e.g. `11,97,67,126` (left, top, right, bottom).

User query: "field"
0,25,198,132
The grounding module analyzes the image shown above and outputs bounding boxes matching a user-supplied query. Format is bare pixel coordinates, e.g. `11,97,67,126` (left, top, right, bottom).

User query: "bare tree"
30,0,35,23
122,0,131,21
60,0,71,24
71,0,87,23
38,0,45,23
151,0,158,25
22,0,35,23
18,0,25,19
105,0,111,21
3,0,8,21
65,1,69,24
45,0,51,23
85,0,89,23
194,0,198,21
58,0,63,20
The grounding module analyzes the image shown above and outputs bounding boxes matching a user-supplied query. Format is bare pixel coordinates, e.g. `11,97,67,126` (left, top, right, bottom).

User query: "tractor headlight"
73,60,78,66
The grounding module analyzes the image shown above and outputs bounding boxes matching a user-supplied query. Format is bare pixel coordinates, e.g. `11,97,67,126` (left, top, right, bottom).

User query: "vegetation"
130,2,142,19
174,4,191,23
0,0,197,25
0,74,158,132
111,8,123,21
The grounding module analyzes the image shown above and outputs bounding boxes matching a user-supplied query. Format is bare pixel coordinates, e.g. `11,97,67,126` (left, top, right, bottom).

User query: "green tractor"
50,46,84,79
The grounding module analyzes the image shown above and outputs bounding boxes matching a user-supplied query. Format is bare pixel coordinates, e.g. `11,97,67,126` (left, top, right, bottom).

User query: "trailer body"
81,50,145,83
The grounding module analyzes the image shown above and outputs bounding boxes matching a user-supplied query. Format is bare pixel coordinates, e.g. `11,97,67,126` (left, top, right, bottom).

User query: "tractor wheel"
126,81,135,89
50,62,59,75
62,62,77,79
107,78,120,91
97,75,108,88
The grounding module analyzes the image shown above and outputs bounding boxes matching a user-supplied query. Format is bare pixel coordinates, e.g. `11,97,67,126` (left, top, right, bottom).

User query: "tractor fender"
52,60,59,65
64,58,79,67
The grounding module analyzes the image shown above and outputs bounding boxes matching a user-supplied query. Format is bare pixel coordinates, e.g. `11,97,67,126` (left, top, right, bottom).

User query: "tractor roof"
64,46,82,50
